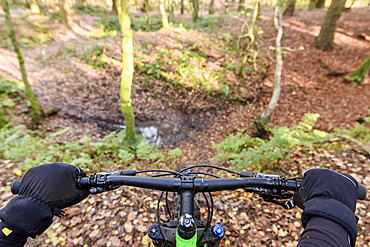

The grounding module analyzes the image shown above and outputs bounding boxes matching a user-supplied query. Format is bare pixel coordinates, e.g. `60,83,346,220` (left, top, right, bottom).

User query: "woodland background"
0,0,370,245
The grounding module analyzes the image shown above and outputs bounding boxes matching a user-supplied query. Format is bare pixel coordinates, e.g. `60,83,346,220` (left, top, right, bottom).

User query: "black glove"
293,168,359,247
0,163,89,238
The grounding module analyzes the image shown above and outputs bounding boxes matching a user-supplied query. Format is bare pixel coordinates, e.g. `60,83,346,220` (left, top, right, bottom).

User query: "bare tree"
116,0,137,142
255,0,283,137
1,0,42,128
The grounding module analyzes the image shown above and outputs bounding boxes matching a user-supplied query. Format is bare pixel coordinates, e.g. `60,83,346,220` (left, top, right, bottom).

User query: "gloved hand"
293,168,359,246
0,163,89,239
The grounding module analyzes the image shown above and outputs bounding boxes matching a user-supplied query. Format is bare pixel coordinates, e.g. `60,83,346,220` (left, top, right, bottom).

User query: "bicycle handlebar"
76,175,300,193
10,170,367,200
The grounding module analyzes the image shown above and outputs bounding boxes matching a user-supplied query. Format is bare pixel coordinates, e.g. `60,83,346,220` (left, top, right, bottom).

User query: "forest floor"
0,5,370,247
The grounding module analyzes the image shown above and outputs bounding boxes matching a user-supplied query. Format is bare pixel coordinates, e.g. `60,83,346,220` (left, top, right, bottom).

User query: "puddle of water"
115,120,193,148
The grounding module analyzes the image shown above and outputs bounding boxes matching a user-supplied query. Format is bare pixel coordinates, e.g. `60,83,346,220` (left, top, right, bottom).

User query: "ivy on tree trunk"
1,0,42,127
116,0,137,142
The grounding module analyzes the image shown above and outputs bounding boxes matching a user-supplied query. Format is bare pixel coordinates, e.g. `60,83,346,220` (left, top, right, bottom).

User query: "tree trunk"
159,0,170,28
238,0,245,11
116,0,137,142
181,0,184,14
169,0,175,20
283,0,296,16
313,0,346,51
315,0,325,8
348,55,370,85
209,0,215,14
238,0,259,77
59,0,73,27
1,0,42,127
30,0,41,13
112,0,118,14
309,0,326,9
144,0,150,30
255,1,283,136
201,0,204,18
192,0,199,21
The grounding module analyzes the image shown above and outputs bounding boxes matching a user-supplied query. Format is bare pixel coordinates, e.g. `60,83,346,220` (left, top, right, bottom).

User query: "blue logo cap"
212,222,225,238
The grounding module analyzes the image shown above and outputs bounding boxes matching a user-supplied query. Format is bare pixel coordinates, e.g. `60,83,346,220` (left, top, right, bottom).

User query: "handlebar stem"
180,176,195,216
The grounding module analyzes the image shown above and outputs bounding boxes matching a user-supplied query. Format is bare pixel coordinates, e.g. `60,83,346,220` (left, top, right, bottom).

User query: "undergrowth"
0,76,27,126
0,124,181,171
214,113,370,171
134,43,239,100
92,15,162,38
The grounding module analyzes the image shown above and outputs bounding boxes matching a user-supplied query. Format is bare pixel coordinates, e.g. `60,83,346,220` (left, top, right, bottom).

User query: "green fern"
214,113,333,170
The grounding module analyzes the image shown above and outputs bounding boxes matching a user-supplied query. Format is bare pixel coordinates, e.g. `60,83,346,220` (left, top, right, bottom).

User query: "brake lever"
244,187,294,199
263,198,296,210
244,186,296,210
89,185,121,194
83,173,122,194
79,170,137,194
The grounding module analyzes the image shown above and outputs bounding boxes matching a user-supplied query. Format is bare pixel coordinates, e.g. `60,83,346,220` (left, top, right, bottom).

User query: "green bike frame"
175,228,208,247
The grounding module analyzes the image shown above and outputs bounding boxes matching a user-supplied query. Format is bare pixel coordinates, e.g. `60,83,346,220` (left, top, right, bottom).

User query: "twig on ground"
226,224,250,244
324,135,370,156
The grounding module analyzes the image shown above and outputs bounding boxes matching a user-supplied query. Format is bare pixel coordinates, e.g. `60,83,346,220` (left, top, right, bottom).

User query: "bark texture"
209,0,215,14
313,0,345,51
316,0,326,8
112,0,118,14
283,0,296,16
192,0,199,21
1,0,42,127
59,0,73,26
309,0,325,9
117,0,137,141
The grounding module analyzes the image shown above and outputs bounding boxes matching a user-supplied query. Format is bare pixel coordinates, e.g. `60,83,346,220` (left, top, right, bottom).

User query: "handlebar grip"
11,180,21,195
357,185,367,200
